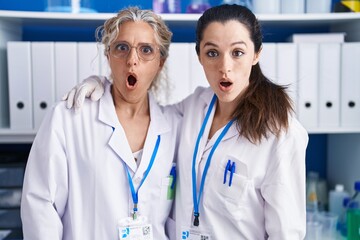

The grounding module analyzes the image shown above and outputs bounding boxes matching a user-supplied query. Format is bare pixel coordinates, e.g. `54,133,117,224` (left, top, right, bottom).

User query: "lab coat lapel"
199,89,238,152
205,124,238,151
108,128,137,172
98,81,137,172
133,93,171,180
194,89,216,165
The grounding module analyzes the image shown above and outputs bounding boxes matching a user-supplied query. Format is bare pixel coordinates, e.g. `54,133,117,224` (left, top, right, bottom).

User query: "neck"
208,99,236,139
214,100,236,122
112,89,149,118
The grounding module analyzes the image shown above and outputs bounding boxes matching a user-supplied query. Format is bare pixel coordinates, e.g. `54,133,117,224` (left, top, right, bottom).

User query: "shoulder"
52,98,96,117
150,93,182,125
161,105,182,121
47,100,71,121
278,115,309,148
182,86,213,108
42,97,98,131
288,116,308,140
191,86,211,99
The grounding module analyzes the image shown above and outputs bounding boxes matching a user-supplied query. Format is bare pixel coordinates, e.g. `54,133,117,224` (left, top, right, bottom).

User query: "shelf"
1,10,360,27
307,128,360,134
0,130,36,144
1,128,360,143
1,10,360,41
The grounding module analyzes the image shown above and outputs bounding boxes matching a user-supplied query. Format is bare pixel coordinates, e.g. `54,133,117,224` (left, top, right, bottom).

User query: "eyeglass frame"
107,41,160,61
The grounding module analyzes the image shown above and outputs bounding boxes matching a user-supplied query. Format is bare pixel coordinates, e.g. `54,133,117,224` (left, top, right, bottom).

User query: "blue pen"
170,163,176,189
223,160,231,184
229,162,236,187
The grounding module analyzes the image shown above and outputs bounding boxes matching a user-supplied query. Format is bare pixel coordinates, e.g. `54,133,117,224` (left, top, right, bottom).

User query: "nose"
219,54,232,75
126,47,139,66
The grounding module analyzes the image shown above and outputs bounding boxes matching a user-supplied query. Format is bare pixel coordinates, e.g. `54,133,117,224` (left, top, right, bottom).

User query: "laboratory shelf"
1,10,360,26
0,130,36,144
1,128,360,143
1,10,360,143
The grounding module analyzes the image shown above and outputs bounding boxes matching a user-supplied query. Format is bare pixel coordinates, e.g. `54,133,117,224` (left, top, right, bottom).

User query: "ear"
197,53,204,67
252,46,262,66
158,58,166,72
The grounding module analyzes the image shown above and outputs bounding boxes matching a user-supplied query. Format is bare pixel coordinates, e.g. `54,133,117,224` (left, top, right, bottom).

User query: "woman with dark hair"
174,5,307,239
64,4,308,239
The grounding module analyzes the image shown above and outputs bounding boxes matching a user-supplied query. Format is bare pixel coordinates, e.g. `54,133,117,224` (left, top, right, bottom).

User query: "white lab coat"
174,87,308,240
21,81,181,240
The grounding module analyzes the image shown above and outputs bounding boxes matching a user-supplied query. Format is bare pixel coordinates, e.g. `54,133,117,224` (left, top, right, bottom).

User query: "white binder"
7,41,33,130
260,43,277,82
78,42,100,81
253,0,280,13
165,43,191,104
297,43,319,129
0,24,19,128
318,43,341,128
277,43,298,114
289,33,345,43
99,44,110,78
341,43,360,127
31,42,56,130
54,42,78,100
189,43,208,94
0,76,9,128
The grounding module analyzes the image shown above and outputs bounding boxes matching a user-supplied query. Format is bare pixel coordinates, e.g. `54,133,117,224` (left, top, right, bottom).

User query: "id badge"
118,216,153,240
181,226,211,240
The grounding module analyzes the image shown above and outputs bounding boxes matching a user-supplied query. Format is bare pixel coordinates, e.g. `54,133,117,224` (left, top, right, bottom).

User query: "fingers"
98,75,107,84
62,91,69,101
63,75,106,113
90,84,105,101
66,88,76,109
74,85,87,112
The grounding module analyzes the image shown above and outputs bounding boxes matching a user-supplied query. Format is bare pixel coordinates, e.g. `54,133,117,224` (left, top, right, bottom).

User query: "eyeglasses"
109,41,159,61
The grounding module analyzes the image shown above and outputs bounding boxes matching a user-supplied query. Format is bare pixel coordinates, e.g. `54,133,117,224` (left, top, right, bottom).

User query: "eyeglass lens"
110,42,157,61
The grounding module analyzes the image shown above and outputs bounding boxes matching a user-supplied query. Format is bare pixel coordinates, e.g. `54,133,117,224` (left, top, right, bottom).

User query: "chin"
215,92,235,102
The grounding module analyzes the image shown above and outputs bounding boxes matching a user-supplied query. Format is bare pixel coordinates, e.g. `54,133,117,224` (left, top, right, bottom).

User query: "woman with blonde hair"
21,7,180,239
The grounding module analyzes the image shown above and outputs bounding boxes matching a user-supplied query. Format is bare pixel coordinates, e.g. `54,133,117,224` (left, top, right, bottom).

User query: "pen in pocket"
170,163,176,189
223,160,236,187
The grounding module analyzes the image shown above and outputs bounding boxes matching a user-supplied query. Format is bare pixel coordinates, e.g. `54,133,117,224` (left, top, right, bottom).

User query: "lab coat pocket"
211,156,253,221
215,164,250,204
205,156,252,221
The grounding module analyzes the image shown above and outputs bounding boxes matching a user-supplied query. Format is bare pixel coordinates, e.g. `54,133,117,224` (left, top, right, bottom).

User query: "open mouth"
220,81,232,87
127,75,137,87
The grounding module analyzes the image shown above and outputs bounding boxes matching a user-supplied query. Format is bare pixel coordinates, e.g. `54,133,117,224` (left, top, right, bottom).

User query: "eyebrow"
112,40,156,45
203,41,247,48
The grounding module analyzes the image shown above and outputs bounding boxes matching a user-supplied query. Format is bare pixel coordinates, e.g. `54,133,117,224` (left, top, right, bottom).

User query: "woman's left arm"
261,123,309,239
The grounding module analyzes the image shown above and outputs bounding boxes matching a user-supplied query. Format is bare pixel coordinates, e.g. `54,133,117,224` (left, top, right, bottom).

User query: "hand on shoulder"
62,75,106,113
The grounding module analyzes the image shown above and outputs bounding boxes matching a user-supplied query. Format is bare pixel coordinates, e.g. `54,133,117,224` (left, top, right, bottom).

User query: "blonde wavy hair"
95,6,173,104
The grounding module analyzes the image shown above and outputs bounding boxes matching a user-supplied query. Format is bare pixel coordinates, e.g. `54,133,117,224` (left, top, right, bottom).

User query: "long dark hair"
196,4,293,144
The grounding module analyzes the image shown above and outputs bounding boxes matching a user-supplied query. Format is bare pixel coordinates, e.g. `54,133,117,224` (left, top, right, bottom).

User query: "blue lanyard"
124,135,161,220
192,94,234,226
